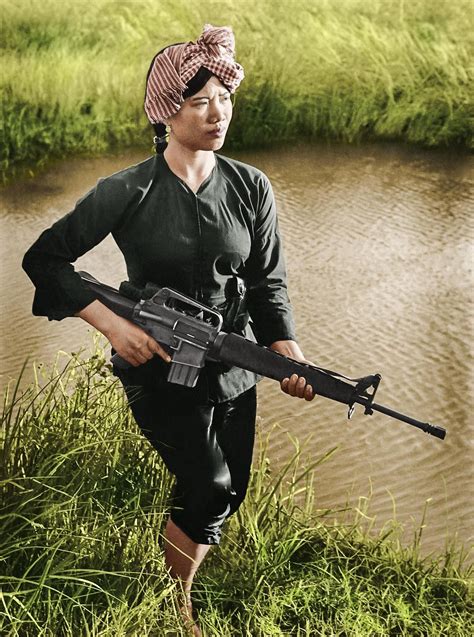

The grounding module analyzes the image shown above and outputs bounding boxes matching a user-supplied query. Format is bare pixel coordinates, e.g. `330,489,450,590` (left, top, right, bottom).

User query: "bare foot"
179,598,202,637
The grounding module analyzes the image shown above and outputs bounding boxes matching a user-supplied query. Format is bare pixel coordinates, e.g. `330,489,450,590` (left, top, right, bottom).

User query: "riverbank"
1,350,472,636
1,0,472,181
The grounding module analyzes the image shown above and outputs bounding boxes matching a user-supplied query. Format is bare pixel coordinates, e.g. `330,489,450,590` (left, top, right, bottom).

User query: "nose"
208,97,228,122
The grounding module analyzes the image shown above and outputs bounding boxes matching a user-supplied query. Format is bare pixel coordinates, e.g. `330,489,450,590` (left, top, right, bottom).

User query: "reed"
1,347,472,635
1,0,472,181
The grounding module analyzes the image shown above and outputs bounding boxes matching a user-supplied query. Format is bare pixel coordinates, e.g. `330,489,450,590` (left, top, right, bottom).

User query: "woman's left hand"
270,340,315,401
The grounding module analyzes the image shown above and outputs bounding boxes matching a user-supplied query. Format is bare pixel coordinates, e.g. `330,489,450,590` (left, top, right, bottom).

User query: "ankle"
178,595,202,637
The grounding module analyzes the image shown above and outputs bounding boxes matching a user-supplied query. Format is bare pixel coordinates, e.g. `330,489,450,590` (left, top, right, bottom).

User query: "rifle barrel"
355,398,446,439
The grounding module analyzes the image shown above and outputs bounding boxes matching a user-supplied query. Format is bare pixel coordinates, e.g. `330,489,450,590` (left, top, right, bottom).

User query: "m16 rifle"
79,272,446,440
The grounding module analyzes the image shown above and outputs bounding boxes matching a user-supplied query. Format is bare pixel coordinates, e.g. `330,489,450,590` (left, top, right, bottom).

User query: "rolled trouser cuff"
170,505,230,545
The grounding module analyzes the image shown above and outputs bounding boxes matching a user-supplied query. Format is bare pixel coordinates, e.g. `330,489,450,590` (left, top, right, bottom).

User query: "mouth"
207,126,226,138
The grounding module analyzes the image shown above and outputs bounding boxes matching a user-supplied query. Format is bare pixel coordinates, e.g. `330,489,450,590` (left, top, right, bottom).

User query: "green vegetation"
1,349,472,636
1,0,472,180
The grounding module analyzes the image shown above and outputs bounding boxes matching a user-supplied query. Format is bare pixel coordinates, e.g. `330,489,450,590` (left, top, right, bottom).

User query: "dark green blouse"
22,152,296,402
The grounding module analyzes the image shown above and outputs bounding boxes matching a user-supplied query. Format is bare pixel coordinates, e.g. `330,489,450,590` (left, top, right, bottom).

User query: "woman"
22,24,314,633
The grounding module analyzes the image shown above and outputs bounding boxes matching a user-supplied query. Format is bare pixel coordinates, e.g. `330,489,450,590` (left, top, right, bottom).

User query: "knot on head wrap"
196,23,236,60
144,24,244,124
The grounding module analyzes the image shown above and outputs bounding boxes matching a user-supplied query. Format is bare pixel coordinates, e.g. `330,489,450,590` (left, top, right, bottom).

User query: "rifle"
78,272,446,441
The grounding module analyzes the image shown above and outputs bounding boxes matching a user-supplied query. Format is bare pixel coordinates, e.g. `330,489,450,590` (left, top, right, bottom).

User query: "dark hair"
145,44,227,154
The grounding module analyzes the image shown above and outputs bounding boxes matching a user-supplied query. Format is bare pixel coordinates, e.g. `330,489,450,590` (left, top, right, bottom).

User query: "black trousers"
113,359,257,545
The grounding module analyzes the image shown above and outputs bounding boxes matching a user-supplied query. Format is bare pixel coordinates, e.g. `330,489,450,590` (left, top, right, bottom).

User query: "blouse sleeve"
22,175,130,321
244,174,296,346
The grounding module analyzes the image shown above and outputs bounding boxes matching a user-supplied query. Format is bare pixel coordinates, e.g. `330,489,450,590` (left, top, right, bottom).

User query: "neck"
163,139,215,179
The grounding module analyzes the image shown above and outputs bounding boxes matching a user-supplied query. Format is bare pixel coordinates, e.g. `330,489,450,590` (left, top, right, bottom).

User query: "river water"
1,142,473,558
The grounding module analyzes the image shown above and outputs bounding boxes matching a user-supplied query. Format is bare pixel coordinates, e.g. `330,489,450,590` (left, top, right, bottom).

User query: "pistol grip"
111,353,132,369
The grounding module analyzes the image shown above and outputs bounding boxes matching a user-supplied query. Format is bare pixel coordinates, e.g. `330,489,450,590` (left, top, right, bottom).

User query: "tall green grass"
1,348,472,635
1,0,472,181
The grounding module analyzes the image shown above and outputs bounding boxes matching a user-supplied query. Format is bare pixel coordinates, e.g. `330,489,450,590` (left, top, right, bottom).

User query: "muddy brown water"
1,142,473,558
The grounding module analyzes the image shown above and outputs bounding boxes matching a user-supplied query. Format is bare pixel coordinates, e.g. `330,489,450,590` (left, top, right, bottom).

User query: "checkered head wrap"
144,24,244,124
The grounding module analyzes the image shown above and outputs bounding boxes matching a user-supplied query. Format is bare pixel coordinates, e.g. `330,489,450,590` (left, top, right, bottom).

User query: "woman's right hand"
106,316,171,367
77,299,171,367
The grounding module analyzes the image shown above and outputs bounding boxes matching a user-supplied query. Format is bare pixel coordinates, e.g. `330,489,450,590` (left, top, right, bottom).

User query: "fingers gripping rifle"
79,272,446,441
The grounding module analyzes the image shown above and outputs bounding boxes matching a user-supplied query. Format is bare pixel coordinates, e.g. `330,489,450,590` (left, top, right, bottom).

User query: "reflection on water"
1,142,473,557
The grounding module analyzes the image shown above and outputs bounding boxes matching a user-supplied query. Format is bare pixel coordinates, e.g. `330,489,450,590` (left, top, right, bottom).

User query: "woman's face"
166,76,233,152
